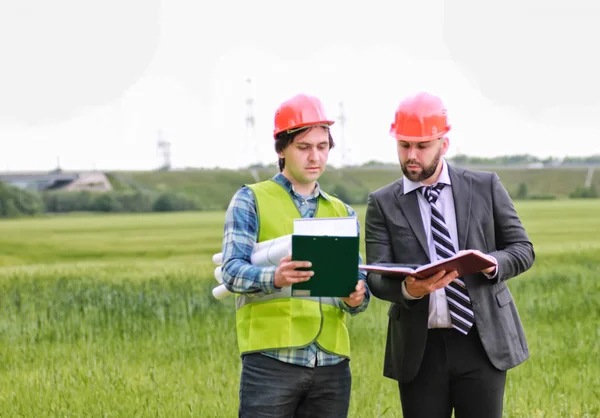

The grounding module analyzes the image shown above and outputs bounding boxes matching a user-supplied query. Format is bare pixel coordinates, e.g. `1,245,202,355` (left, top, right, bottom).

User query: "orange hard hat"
389,92,451,142
273,94,334,138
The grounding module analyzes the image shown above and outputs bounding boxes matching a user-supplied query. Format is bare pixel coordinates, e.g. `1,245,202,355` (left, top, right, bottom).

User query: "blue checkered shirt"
221,173,369,367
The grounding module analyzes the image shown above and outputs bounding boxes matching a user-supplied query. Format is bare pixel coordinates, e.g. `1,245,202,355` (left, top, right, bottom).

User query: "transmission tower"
50,156,63,174
338,101,348,167
245,78,259,167
157,129,172,171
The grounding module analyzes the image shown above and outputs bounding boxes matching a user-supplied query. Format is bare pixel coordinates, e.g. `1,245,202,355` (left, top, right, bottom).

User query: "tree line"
0,182,201,218
357,154,600,168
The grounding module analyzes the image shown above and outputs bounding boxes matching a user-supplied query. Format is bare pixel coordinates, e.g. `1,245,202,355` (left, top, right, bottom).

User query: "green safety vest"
235,179,352,358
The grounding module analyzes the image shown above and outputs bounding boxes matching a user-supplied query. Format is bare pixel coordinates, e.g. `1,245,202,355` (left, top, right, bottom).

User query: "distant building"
0,171,112,192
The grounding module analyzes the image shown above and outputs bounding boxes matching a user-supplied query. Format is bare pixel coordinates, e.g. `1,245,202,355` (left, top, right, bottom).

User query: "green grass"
0,201,599,417
0,212,224,267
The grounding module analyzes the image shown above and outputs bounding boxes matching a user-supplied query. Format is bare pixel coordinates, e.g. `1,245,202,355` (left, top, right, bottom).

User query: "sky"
1,0,599,171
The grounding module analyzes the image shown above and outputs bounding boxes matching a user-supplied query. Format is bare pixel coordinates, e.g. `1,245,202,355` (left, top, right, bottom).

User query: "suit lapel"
448,166,472,250
393,181,429,257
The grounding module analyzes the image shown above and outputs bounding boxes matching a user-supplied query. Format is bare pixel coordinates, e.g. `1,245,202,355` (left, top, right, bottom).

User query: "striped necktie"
421,183,475,335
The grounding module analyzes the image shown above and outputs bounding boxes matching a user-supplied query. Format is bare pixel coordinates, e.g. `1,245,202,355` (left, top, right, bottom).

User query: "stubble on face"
401,147,442,182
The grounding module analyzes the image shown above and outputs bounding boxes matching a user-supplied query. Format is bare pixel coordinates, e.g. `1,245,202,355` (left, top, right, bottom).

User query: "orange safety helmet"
389,92,451,142
273,94,334,138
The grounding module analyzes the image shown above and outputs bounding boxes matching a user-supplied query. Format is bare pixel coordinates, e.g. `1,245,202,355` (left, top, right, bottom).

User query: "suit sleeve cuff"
483,256,499,280
402,280,422,300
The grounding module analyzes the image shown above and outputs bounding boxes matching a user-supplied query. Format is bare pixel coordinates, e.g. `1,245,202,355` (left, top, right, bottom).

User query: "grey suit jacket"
365,164,535,383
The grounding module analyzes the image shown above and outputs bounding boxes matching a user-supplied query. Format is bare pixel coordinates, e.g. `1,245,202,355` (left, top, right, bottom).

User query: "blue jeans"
239,353,352,418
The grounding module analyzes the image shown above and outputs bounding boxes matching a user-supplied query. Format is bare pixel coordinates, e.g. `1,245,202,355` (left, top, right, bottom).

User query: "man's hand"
405,269,459,298
341,279,366,308
472,250,497,275
273,255,313,288
456,249,497,275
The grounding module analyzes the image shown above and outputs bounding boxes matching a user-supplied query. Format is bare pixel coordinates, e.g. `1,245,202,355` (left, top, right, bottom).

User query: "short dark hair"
274,127,335,172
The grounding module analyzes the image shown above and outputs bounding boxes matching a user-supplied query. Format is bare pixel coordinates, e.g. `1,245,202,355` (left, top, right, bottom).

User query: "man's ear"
441,136,450,155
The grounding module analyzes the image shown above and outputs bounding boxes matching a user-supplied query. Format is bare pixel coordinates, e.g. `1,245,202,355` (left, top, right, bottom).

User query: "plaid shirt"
221,172,369,367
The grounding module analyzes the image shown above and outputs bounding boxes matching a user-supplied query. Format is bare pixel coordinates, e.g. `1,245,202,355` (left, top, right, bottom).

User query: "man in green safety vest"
221,93,370,418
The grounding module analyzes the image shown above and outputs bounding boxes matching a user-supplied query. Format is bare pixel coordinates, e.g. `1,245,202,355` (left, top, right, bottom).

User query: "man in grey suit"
365,91,535,418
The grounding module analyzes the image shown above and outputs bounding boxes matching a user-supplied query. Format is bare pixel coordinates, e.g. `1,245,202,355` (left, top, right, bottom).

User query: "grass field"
0,200,599,417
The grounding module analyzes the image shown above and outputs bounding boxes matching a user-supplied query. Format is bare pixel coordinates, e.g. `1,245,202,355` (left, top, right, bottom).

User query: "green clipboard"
290,235,359,297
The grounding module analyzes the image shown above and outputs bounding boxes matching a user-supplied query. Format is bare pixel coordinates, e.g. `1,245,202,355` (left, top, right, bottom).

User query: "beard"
401,150,442,182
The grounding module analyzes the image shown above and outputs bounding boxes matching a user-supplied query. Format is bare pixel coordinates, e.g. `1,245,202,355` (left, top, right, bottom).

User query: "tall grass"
0,200,598,416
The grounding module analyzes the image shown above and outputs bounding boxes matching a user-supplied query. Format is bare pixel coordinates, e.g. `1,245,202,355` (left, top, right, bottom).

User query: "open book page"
357,264,418,276
293,216,358,237
359,250,495,279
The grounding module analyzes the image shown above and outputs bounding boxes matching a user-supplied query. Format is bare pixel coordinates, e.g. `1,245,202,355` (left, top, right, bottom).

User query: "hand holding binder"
291,217,360,297
273,254,314,289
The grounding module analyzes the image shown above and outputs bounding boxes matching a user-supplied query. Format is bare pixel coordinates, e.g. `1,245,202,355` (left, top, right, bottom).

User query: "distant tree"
0,182,44,217
43,191,94,212
516,182,529,199
569,185,598,198
542,156,561,166
331,184,352,204
152,192,199,212
115,191,154,212
449,154,469,165
450,154,542,166
361,160,387,167
92,193,124,212
563,155,600,165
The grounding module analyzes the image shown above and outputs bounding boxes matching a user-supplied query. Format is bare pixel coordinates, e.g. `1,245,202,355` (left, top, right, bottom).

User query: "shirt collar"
272,172,330,201
402,158,451,195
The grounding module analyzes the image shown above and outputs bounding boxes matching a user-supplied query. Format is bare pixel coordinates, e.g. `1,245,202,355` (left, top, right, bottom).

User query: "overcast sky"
1,0,599,171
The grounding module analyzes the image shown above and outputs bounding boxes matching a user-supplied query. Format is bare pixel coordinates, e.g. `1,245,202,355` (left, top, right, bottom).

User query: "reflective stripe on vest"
235,180,352,357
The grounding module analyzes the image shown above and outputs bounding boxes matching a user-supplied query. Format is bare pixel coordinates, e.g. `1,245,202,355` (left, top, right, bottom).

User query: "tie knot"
422,183,445,204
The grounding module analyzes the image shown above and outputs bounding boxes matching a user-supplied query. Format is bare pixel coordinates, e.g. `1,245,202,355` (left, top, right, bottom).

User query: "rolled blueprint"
210,235,292,300
254,234,292,252
212,284,230,300
251,239,291,266
211,234,291,266
212,252,223,265
214,265,222,284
